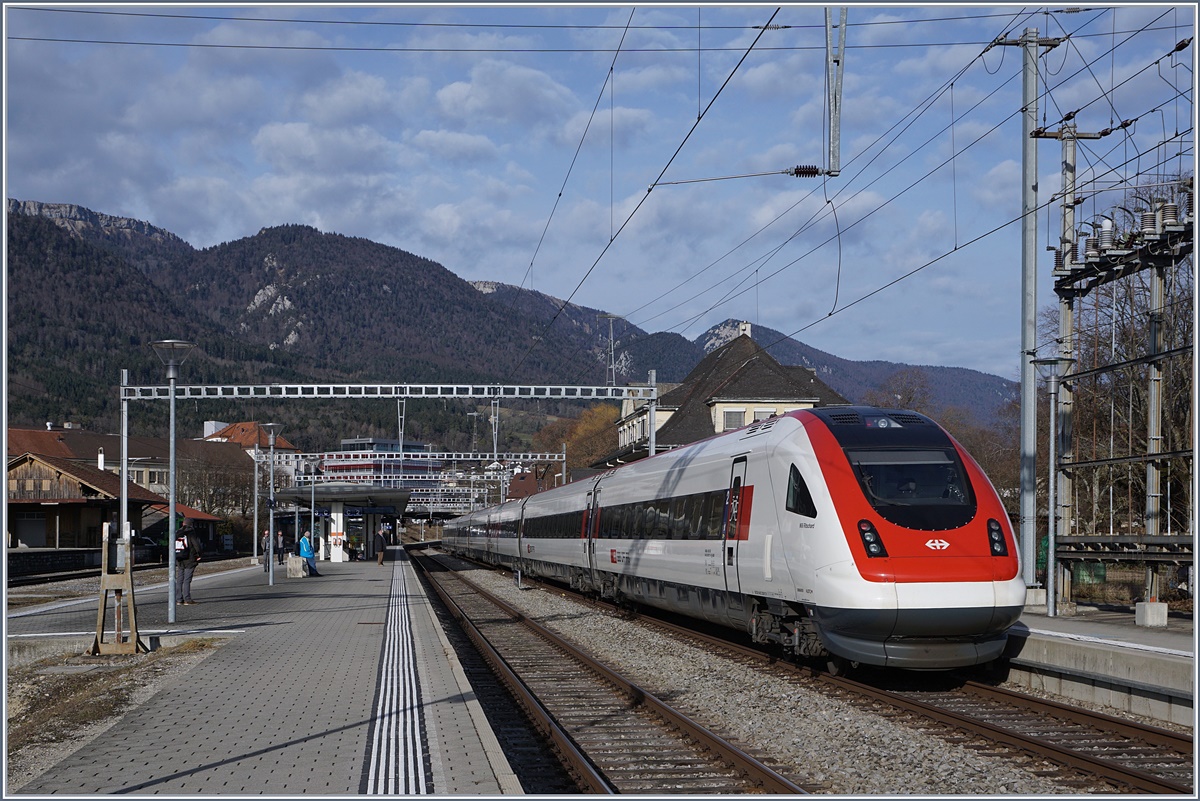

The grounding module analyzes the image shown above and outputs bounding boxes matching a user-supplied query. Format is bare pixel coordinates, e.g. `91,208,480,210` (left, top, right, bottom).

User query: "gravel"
457,563,1096,795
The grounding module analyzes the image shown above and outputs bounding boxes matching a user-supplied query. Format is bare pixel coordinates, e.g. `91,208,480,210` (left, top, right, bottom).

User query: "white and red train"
443,406,1025,670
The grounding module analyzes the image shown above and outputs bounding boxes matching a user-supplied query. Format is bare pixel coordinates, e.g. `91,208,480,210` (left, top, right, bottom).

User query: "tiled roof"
8,452,166,505
145,501,222,522
7,427,253,470
654,335,847,447
204,421,299,451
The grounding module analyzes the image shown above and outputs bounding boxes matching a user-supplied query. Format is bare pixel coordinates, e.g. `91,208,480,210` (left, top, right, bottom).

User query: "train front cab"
798,407,1025,670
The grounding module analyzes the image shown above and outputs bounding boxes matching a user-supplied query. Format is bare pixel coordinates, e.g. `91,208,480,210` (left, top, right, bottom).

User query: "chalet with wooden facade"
598,327,848,467
7,452,165,549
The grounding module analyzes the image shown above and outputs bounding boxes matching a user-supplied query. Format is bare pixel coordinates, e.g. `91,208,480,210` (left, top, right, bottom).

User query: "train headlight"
987,518,1008,556
857,520,888,558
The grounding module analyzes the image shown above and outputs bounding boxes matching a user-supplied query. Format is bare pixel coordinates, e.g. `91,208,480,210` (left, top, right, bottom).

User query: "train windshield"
845,448,976,530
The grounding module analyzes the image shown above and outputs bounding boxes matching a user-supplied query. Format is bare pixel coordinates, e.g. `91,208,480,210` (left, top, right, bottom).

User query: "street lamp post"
306,456,321,559
151,340,195,625
1033,357,1074,618
262,423,283,586
252,443,260,562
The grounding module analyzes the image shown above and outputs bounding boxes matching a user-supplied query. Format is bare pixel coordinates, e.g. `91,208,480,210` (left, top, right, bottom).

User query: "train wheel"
825,656,857,676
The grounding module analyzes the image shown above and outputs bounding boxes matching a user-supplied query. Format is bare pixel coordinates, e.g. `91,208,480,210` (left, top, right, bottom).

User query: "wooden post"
91,522,148,655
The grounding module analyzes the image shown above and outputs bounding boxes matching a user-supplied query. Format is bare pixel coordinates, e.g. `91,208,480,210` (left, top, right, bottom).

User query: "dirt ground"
5,561,249,792
5,638,227,793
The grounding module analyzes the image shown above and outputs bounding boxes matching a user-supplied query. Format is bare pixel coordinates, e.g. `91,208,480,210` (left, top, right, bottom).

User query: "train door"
723,458,747,604
486,511,497,561
580,489,595,582
583,487,601,589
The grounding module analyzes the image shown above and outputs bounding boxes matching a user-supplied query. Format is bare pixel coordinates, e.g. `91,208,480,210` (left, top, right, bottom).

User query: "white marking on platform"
366,558,429,794
1025,627,1193,658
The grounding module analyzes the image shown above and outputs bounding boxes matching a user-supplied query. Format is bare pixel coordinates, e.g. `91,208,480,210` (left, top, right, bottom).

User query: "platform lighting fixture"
305,456,322,559
262,423,283,586
151,339,195,624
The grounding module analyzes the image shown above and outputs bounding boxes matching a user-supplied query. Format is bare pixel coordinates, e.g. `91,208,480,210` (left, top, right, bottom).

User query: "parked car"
132,536,165,564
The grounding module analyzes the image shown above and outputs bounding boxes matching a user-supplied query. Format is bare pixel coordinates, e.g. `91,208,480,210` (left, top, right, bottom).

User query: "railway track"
881,680,1194,794
411,553,816,794
645,606,1194,794
429,551,1193,795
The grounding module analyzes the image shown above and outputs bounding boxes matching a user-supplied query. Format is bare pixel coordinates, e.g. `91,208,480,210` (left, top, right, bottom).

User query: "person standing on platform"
261,529,270,572
175,523,202,604
299,530,322,577
277,531,286,565
375,527,387,566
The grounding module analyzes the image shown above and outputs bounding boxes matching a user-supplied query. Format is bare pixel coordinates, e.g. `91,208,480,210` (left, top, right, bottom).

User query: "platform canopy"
274,483,410,515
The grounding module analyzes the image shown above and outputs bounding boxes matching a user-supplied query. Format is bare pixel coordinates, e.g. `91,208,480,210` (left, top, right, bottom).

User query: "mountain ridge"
7,198,1016,444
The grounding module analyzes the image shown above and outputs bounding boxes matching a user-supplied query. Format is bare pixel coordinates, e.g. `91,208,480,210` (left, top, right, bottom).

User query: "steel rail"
457,570,809,794
414,553,809,794
960,681,1192,754
824,675,1192,794
412,555,615,793
470,560,1192,794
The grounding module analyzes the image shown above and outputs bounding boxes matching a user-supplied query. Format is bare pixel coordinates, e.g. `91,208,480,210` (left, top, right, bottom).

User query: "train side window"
786,464,818,518
668,496,687,539
699,491,724,539
602,506,617,538
653,500,669,539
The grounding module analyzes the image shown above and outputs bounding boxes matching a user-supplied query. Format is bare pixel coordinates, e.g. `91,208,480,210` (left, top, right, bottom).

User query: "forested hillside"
8,200,1018,449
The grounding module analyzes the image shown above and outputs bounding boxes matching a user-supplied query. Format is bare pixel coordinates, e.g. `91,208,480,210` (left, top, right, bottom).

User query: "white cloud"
251,122,400,176
970,158,1020,214
411,130,499,162
435,59,577,131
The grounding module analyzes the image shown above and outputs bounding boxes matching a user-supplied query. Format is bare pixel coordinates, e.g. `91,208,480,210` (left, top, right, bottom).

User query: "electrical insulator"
787,165,820,178
1141,211,1158,235
1162,203,1178,226
1085,237,1099,259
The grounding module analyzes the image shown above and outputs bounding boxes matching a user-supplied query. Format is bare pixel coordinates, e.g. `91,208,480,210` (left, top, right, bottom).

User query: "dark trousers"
177,562,196,602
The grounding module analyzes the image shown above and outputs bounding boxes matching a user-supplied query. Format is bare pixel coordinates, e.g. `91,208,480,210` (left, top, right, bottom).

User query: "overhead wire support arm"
825,8,847,177
120,382,658,402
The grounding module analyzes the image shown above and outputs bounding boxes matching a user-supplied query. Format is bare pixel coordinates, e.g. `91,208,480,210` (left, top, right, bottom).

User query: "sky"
4,3,1195,381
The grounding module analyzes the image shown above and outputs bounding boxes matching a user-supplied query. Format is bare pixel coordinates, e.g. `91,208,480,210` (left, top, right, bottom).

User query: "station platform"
1006,603,1194,727
6,549,523,795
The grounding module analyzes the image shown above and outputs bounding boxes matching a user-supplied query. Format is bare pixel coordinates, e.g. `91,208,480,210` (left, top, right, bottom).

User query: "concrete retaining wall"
1003,630,1193,728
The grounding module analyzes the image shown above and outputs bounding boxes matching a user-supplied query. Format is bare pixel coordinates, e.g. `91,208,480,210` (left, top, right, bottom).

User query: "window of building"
723,410,745,431
753,409,774,422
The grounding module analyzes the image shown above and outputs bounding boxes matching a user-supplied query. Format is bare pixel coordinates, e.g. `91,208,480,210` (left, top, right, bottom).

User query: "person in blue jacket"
299,530,322,577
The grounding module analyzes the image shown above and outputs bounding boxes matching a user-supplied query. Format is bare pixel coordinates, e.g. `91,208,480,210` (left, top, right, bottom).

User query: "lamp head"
261,422,283,447
151,340,196,380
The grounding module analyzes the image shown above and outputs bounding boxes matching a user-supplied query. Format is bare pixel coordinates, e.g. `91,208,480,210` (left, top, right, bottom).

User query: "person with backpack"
175,523,202,604
299,530,321,577
260,529,270,573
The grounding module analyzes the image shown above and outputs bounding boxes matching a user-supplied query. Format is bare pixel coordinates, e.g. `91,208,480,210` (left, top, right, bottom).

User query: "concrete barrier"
7,633,213,669
286,555,307,578
1003,629,1193,727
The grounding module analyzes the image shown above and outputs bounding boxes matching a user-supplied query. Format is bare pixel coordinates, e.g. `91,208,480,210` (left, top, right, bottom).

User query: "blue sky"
4,4,1195,380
